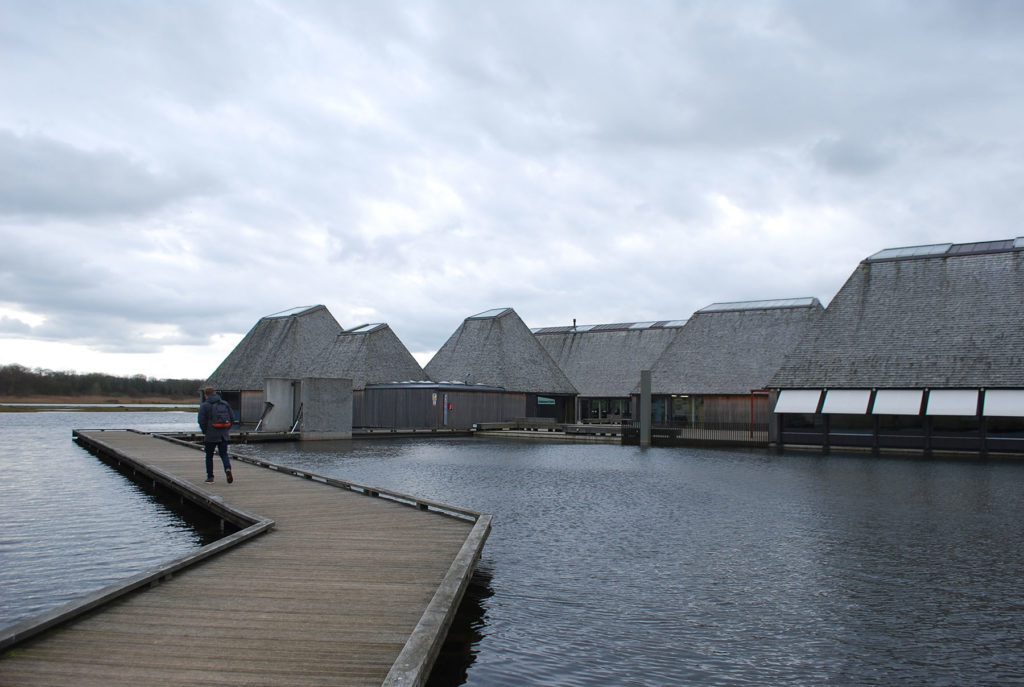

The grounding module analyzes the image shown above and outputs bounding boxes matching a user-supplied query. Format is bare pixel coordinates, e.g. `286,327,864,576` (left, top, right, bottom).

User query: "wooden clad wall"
355,388,526,429
704,395,770,425
241,390,265,423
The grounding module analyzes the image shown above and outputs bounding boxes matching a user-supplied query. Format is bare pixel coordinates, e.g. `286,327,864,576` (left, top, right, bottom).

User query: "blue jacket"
198,392,232,443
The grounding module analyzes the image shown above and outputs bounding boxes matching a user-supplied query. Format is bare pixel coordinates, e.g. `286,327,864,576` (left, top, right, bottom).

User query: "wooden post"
640,370,652,447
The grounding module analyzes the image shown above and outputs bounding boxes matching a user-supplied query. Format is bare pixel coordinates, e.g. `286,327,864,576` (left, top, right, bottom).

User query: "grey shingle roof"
536,323,684,397
769,243,1024,389
645,299,824,394
310,324,426,390
205,305,343,391
425,308,578,394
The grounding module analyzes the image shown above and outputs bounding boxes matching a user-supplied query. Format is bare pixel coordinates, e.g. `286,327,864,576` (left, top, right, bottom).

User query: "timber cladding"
355,387,526,429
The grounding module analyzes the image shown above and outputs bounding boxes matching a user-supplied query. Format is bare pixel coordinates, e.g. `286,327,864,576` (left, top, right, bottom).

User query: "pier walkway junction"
0,430,491,687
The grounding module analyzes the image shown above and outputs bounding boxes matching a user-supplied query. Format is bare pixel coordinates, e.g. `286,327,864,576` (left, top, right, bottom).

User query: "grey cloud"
812,136,893,176
0,316,33,335
2,1,1024,375
0,225,255,343
19,312,202,354
0,132,206,218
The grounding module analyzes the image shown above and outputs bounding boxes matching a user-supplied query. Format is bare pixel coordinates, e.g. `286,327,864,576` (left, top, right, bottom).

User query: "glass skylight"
948,240,1016,256
267,305,318,318
867,243,952,262
346,323,384,333
469,308,511,319
698,298,818,313
535,319,686,333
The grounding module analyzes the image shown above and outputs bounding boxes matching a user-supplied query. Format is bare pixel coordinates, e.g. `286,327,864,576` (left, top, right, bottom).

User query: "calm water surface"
240,438,1024,687
4,414,1024,686
0,411,201,628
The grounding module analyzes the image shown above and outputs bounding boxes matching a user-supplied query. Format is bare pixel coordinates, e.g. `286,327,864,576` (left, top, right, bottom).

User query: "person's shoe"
226,469,233,484
204,476,215,484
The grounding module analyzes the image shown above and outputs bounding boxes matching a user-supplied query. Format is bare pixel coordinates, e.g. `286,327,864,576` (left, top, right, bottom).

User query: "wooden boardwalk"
0,430,490,687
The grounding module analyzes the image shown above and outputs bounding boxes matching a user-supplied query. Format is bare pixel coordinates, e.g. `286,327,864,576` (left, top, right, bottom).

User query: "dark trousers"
204,440,231,478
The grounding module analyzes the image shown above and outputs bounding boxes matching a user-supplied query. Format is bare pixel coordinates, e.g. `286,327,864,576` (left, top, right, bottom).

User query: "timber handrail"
155,433,485,523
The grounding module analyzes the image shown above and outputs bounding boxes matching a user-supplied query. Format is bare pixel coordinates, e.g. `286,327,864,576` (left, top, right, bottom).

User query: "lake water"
242,439,1024,687
0,410,202,628
3,412,1024,685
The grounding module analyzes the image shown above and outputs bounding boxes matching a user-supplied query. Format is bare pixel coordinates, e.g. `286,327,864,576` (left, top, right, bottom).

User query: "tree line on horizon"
0,364,204,399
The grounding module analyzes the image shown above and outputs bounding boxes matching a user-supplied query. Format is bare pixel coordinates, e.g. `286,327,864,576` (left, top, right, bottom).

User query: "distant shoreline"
0,396,198,412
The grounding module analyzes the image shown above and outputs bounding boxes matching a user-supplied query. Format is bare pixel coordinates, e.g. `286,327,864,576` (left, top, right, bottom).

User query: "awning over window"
871,390,923,415
774,389,822,414
926,389,979,416
821,389,871,414
983,389,1024,417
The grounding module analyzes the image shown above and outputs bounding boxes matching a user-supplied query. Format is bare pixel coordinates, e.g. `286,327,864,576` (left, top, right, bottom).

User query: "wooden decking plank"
0,430,488,687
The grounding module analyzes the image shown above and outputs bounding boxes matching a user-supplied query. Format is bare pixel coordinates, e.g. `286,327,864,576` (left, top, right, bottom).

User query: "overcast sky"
2,1,1023,379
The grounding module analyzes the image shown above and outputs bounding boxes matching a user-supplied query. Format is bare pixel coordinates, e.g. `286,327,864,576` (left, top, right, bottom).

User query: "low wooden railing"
622,421,769,447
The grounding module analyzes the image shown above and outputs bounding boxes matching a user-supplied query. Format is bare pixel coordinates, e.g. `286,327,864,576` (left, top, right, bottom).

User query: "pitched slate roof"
769,239,1024,389
644,298,824,394
534,321,686,397
310,323,426,390
424,308,577,394
205,305,343,391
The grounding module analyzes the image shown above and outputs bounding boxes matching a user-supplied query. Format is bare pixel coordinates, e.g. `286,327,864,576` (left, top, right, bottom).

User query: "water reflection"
0,411,201,628
427,564,495,687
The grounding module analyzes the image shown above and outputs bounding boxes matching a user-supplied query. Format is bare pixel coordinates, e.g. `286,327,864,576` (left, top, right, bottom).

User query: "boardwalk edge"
383,513,493,687
0,430,275,653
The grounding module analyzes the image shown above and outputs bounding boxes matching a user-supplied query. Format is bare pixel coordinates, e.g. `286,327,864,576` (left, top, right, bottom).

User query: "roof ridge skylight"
344,323,386,334
531,319,688,334
266,305,320,318
698,298,820,313
469,307,513,319
867,237,1024,263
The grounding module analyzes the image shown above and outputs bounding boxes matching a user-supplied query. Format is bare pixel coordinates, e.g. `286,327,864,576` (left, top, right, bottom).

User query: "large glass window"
668,395,702,425
828,414,873,435
651,398,667,424
931,415,980,435
580,398,631,421
877,414,925,436
987,416,1024,438
782,413,822,430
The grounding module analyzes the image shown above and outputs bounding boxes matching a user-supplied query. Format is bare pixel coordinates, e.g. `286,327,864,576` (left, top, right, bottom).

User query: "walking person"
198,386,234,484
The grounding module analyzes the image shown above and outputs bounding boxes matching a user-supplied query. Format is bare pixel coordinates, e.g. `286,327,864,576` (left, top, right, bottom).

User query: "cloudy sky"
2,1,1023,379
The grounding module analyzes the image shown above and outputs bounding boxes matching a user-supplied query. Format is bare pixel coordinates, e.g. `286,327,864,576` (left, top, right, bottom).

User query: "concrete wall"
262,378,297,432
300,377,353,440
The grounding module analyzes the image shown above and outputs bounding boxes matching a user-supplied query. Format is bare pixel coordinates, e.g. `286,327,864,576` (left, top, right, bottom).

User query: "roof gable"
312,324,425,389
770,245,1024,388
425,308,577,393
205,305,343,390
536,323,684,397
646,299,824,394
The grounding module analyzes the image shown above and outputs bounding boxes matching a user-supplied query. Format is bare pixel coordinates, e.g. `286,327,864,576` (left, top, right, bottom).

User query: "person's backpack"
211,400,233,428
